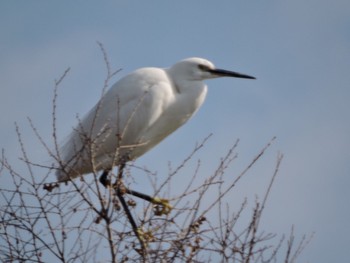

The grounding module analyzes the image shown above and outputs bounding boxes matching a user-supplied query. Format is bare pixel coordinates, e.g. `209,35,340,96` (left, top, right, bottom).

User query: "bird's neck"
174,79,208,116
173,78,205,95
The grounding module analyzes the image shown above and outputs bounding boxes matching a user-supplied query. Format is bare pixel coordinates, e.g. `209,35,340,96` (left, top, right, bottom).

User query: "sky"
1,1,350,262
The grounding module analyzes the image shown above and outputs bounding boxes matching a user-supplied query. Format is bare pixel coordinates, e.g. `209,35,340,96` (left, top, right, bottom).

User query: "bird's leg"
117,163,172,215
124,188,172,216
114,177,172,215
116,162,126,186
112,163,147,257
98,164,172,215
99,169,112,187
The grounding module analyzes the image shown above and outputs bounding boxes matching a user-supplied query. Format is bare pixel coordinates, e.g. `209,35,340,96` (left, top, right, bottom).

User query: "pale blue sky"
1,1,350,262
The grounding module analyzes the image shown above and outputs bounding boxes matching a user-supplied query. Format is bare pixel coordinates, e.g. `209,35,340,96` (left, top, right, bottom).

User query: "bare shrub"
0,45,312,263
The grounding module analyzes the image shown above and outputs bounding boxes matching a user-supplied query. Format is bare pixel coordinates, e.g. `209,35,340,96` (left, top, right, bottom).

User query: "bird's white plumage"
56,57,254,181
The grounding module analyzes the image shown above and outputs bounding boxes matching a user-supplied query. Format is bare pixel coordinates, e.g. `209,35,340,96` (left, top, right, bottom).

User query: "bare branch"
0,45,311,263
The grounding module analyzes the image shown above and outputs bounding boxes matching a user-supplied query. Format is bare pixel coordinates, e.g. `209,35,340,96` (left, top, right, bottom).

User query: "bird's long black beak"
209,68,256,79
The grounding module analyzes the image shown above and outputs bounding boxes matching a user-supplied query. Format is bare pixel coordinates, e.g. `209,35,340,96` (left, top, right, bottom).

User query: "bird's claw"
151,197,172,216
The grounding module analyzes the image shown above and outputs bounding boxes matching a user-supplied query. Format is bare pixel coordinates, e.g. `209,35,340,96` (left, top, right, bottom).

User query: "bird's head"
168,57,256,81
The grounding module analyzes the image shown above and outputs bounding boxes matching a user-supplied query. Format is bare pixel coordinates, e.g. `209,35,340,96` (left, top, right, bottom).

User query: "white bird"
56,57,255,182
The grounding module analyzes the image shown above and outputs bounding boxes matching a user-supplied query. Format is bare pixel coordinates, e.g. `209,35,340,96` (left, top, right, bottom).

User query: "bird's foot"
151,197,172,216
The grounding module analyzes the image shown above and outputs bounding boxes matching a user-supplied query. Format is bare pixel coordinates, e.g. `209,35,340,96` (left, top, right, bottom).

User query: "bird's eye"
198,64,210,71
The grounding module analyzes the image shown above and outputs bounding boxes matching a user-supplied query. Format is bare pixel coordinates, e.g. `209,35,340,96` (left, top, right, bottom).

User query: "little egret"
56,57,255,182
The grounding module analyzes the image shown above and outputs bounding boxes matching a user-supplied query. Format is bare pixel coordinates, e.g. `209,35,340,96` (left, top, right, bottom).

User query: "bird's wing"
61,71,175,167
57,67,177,180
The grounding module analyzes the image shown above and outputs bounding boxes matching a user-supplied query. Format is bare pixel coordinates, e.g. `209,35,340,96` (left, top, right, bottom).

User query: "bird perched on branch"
56,57,255,182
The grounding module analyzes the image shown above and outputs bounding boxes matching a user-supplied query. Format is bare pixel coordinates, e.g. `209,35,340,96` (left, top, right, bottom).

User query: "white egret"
56,57,255,182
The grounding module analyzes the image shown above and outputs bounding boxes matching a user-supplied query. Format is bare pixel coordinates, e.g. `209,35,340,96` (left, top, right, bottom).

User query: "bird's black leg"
125,188,172,216
112,162,147,256
99,169,111,187
99,164,172,215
